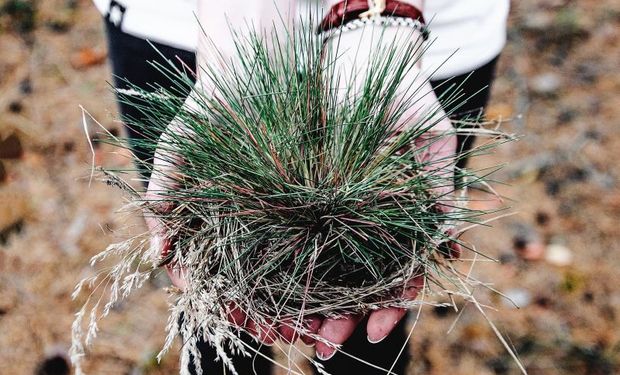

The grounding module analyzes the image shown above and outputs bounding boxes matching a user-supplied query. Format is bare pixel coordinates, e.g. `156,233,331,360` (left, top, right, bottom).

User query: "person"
94,0,509,373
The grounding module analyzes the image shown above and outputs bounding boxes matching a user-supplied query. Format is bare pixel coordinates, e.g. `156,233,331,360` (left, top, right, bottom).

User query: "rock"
530,73,562,96
70,48,107,70
575,62,600,84
8,100,23,113
0,187,29,243
486,357,510,375
63,211,89,255
0,161,5,183
502,288,532,309
486,103,513,120
35,354,70,375
512,223,545,260
545,243,573,266
522,13,554,33
535,211,551,226
499,252,516,264
0,219,24,245
557,107,577,124
0,133,23,159
19,77,32,94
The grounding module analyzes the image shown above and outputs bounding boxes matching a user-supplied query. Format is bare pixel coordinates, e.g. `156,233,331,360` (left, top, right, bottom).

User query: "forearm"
196,0,296,80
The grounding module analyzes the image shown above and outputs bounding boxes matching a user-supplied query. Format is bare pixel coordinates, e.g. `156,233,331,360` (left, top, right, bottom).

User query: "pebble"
502,288,533,309
70,48,107,70
512,222,545,260
522,13,553,32
0,161,6,183
530,73,562,96
35,354,70,375
545,243,574,266
0,133,24,159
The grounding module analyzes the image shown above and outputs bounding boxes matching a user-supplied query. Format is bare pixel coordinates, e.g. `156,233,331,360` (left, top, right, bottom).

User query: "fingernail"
367,333,388,344
316,349,335,361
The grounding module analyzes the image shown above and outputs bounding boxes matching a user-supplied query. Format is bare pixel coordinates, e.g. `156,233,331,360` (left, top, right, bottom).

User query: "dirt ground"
0,0,618,374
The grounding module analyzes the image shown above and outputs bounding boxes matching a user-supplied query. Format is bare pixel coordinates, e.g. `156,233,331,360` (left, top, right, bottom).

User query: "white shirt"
93,0,509,79
423,0,509,78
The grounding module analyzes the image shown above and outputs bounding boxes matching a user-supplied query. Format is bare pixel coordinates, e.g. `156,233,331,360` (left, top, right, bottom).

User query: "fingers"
164,264,188,290
227,303,248,327
315,314,361,361
277,318,299,344
439,228,462,259
247,319,278,346
146,214,188,290
299,315,322,347
367,275,424,343
145,216,170,259
246,315,322,346
366,307,407,344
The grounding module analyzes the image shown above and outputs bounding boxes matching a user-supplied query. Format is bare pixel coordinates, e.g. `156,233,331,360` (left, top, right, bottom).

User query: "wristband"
319,0,427,39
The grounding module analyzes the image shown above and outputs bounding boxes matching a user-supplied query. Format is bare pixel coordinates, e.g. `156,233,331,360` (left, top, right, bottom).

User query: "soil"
0,0,618,374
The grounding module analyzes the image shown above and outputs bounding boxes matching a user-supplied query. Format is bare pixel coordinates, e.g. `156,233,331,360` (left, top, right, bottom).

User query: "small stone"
486,103,513,120
62,141,75,153
575,62,599,84
512,223,545,260
8,100,23,113
535,295,553,308
535,211,551,226
0,161,6,183
502,288,532,309
582,291,594,303
35,354,70,375
0,133,24,159
530,73,562,96
70,48,107,70
545,244,573,266
19,78,32,94
487,357,510,375
557,108,577,124
522,13,554,32
0,219,24,245
499,252,516,264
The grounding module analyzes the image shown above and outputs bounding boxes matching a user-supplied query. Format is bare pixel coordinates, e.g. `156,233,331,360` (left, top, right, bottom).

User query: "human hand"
145,17,460,355
143,112,325,346
312,24,461,359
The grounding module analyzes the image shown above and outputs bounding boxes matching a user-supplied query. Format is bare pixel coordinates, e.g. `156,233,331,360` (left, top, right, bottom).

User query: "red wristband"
319,0,425,33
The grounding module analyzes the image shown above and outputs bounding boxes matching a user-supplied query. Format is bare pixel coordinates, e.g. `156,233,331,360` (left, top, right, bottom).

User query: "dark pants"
105,19,498,375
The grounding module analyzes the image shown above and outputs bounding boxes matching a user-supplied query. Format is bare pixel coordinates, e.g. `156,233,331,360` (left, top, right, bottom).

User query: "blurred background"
0,0,618,374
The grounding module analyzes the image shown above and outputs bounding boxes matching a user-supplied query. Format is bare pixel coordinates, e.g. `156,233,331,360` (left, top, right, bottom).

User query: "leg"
104,18,197,181
430,56,500,171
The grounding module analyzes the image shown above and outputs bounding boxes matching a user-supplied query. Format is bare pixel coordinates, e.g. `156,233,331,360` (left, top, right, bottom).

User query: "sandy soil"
0,0,618,374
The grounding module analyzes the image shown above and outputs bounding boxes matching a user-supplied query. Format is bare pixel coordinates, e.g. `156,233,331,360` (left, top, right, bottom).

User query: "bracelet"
321,15,429,40
318,0,428,39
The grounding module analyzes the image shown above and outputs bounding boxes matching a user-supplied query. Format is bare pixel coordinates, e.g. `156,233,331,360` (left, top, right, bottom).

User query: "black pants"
105,19,498,375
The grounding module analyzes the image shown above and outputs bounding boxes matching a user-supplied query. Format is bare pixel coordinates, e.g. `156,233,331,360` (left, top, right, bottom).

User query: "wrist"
319,0,426,33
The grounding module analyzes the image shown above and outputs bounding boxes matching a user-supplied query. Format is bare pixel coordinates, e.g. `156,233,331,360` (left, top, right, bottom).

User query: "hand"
145,19,460,354
313,24,460,359
144,114,321,346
